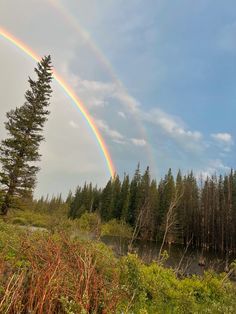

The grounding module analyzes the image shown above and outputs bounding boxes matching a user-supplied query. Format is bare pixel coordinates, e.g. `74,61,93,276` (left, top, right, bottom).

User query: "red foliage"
0,233,122,313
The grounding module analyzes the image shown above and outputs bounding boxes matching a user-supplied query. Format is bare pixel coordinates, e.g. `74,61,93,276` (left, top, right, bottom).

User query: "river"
101,235,236,278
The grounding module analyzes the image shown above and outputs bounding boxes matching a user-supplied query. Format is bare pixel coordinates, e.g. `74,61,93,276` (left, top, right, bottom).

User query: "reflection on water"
101,235,236,277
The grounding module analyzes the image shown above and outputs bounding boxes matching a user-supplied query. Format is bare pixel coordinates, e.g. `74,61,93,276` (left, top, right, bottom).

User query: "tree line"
68,165,236,254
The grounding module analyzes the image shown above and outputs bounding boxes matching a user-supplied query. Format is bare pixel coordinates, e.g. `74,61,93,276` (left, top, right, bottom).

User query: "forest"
67,165,236,254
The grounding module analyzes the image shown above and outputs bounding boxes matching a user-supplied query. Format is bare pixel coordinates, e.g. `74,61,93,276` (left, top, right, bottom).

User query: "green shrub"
101,219,133,238
8,209,49,228
11,217,27,225
118,254,236,313
77,212,100,233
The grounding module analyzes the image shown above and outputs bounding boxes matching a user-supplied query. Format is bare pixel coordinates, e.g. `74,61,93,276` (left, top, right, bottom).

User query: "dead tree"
158,191,183,261
128,199,149,252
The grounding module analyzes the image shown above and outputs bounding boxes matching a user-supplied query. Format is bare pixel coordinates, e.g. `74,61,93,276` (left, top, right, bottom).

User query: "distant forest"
39,165,236,254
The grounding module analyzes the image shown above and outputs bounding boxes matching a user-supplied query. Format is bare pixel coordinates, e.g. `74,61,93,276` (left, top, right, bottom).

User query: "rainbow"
48,0,157,175
0,26,115,178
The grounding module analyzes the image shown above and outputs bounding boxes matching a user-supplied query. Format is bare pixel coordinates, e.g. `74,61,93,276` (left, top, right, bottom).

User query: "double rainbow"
0,26,115,178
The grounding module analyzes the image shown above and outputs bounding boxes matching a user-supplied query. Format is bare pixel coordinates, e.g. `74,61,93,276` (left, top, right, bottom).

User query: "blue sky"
0,0,235,196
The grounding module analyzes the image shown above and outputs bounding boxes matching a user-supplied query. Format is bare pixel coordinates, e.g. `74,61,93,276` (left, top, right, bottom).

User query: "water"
101,235,236,277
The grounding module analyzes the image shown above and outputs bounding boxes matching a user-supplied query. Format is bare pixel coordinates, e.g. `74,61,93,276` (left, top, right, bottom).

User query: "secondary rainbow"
48,0,157,175
0,26,115,178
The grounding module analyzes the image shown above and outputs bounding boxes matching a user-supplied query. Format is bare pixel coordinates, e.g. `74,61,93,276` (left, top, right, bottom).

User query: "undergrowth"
0,219,235,313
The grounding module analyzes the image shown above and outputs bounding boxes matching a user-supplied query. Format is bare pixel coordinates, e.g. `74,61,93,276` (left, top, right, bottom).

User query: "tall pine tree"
0,56,53,214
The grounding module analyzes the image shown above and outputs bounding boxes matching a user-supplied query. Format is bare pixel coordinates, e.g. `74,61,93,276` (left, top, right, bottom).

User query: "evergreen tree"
120,174,130,222
0,56,53,214
174,170,185,243
100,178,114,221
128,163,142,225
68,187,82,218
158,168,175,230
65,165,236,253
66,190,74,207
112,175,121,218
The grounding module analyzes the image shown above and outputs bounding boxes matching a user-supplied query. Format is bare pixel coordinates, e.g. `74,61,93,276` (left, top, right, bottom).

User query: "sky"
0,0,236,197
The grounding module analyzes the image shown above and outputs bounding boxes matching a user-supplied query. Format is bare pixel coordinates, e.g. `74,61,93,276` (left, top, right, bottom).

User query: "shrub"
11,217,27,225
101,219,133,238
77,212,100,234
8,209,49,228
0,229,122,313
118,254,236,313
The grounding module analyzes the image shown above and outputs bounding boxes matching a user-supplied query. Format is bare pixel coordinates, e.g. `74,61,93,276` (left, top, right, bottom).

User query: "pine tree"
66,190,74,207
120,174,130,222
100,178,114,221
112,175,121,219
69,187,82,218
158,168,175,229
0,56,53,214
174,170,184,243
128,163,142,225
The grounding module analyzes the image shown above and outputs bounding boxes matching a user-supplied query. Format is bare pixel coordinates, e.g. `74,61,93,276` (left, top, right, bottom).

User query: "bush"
0,227,122,313
101,219,133,238
11,217,27,225
77,212,100,234
118,254,236,313
8,209,49,228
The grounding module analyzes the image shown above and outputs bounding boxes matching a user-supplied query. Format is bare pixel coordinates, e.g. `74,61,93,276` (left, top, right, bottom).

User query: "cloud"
131,138,146,146
141,108,203,153
211,132,234,152
145,109,202,141
211,132,233,143
96,119,148,148
199,159,231,180
95,119,126,143
113,88,140,113
62,62,205,154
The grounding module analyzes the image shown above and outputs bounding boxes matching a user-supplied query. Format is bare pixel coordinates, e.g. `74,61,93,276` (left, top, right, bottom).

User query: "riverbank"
4,209,236,277
0,218,236,313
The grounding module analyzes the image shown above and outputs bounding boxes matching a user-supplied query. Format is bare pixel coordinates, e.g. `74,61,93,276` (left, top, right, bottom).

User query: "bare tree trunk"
128,200,149,252
175,235,193,274
158,192,183,261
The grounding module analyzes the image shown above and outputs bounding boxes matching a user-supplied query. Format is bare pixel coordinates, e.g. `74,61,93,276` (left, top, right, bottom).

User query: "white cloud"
211,132,233,144
96,119,148,147
141,109,203,153
145,109,202,141
96,119,126,143
131,138,147,146
199,159,231,180
113,89,140,113
211,132,234,152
